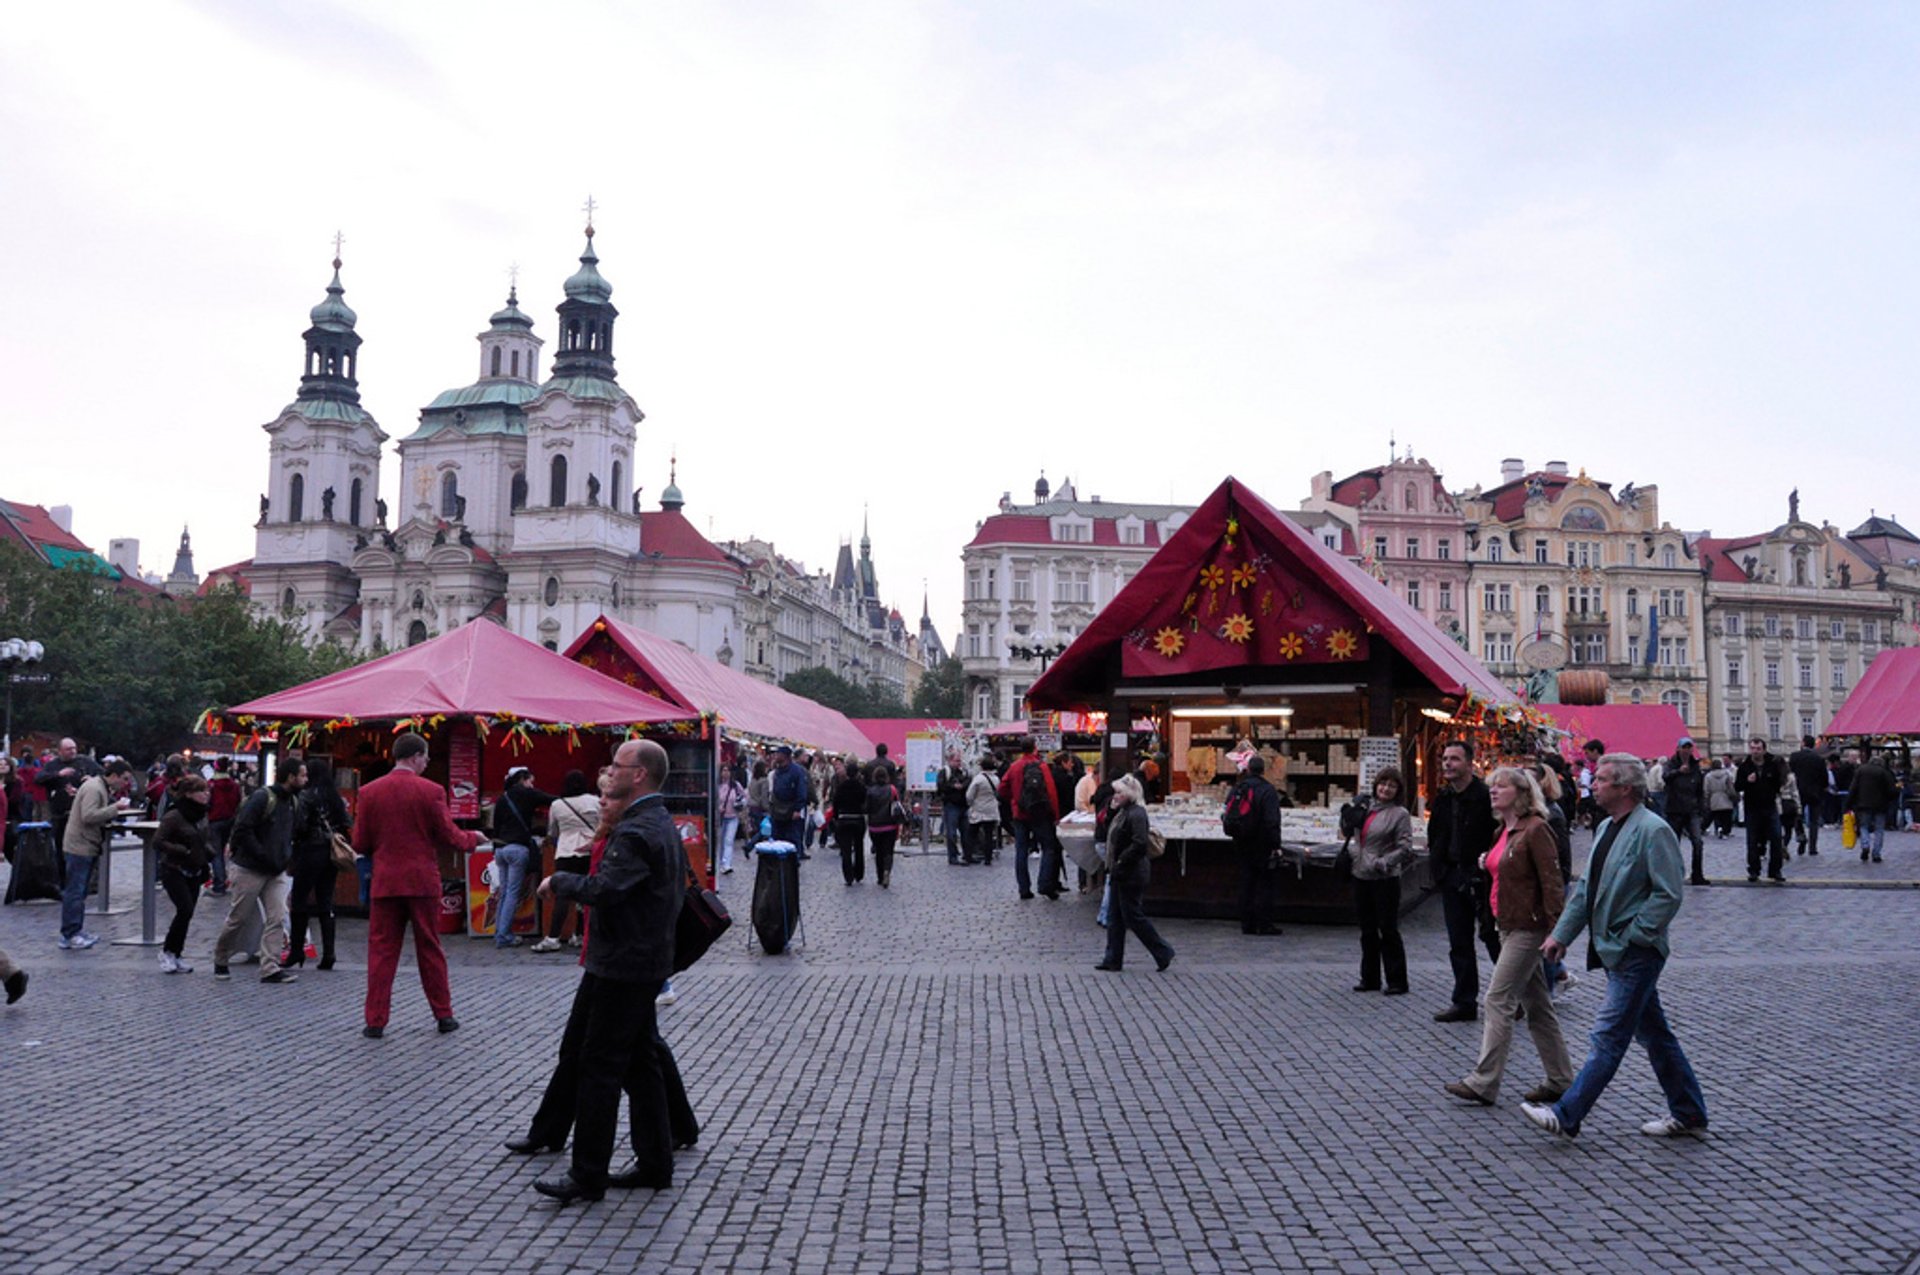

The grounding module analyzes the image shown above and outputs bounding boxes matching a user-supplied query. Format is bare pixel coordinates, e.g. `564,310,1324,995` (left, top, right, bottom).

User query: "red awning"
565,616,874,756
1028,477,1512,709
1536,703,1691,761
849,718,964,761
1828,648,1920,736
228,619,696,726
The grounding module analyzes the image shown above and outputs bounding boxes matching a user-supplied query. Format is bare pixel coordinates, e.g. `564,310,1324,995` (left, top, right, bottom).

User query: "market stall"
1828,647,1920,737
205,619,700,932
1027,476,1520,922
1534,702,1689,762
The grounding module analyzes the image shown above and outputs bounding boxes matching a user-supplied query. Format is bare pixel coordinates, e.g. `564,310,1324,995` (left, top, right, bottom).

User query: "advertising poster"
904,731,943,793
465,851,537,937
675,815,711,887
447,730,480,820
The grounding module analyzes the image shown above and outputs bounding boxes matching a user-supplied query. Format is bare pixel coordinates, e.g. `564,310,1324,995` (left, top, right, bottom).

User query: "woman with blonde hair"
1444,765,1575,1107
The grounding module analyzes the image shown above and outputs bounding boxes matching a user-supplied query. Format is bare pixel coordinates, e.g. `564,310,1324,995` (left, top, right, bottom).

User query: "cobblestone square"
1,830,1915,1274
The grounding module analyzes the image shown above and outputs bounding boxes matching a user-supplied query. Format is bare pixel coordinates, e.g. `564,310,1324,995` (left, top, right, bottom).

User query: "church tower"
506,213,643,648
250,243,387,641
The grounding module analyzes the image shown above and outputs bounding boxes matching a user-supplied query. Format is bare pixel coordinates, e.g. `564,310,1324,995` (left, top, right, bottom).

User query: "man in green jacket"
1521,753,1708,1141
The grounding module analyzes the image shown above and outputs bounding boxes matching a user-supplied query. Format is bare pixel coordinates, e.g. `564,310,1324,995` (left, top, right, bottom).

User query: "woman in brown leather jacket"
1445,766,1575,1107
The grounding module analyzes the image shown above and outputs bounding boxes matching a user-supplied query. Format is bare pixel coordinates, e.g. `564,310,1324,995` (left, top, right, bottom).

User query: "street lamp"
1,637,48,756
1006,635,1068,672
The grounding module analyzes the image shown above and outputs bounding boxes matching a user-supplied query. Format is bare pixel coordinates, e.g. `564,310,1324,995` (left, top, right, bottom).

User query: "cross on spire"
582,195,597,235
331,229,346,266
508,262,519,289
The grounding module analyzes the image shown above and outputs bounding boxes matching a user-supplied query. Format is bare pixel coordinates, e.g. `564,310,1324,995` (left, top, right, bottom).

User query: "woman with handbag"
864,765,905,888
1350,767,1415,996
154,774,213,973
1444,766,1575,1108
286,757,352,971
1094,775,1174,972
965,758,1000,867
533,770,600,953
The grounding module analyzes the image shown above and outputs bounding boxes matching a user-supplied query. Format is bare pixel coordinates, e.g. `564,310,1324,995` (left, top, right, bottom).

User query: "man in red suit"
352,732,481,1039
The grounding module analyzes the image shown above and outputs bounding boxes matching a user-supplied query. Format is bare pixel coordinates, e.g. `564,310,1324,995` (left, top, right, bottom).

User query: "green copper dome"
309,259,358,330
563,231,612,303
489,286,533,329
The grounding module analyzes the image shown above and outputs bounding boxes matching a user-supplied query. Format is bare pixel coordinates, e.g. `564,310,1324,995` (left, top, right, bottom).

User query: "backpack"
1017,760,1052,821
866,783,903,825
1221,781,1258,839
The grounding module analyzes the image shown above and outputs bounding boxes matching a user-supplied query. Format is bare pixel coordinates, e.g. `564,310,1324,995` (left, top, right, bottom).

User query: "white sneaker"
159,951,180,973
1639,1115,1708,1138
1520,1102,1572,1138
70,932,100,950
656,985,679,1008
530,937,562,953
1551,972,1579,1002
174,956,194,974
57,935,74,950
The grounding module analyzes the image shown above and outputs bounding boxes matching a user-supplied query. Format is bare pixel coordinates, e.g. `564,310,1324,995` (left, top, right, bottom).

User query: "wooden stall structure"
1027,477,1521,922
204,620,701,931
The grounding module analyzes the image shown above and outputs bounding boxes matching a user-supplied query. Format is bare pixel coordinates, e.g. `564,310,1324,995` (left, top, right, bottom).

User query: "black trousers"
869,829,898,883
835,817,866,883
1439,878,1482,1010
526,973,693,1184
1237,842,1275,931
1102,871,1172,968
1352,875,1406,990
968,821,995,864
159,866,200,957
1666,810,1706,880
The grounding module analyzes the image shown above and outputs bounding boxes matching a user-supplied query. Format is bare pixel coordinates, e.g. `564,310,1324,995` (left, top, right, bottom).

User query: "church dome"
564,231,612,303
309,259,358,330
489,286,533,329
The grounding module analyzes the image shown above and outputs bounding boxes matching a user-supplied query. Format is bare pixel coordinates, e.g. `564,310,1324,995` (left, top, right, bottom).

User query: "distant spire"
660,451,684,512
921,580,929,622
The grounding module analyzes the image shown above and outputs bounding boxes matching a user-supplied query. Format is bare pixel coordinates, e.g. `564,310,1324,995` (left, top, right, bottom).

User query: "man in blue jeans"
1522,753,1708,1141
58,759,135,949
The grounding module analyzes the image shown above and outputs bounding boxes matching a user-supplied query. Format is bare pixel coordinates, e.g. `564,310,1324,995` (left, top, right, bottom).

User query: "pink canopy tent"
228,619,697,726
850,718,962,761
566,616,873,756
1536,703,1689,761
1827,647,1920,736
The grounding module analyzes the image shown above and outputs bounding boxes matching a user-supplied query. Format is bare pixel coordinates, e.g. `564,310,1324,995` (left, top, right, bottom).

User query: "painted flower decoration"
1221,613,1255,645
1327,628,1360,659
1153,626,1186,658
1199,564,1228,592
1277,632,1306,660
1231,563,1257,592
1182,591,1198,614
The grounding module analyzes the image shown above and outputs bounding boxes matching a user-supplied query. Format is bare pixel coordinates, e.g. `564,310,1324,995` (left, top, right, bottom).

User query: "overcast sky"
5,1,1917,646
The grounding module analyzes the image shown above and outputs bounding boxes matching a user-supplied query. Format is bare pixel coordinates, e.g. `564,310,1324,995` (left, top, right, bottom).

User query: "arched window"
1792,552,1809,586
440,472,460,519
1662,688,1692,721
490,347,502,377
407,620,429,647
1534,585,1551,615
565,319,581,351
288,473,305,523
544,576,560,607
1404,483,1419,511
348,478,363,526
610,579,621,607
281,587,297,614
1662,545,1678,570
543,640,559,652
510,470,528,511
549,455,568,506
510,350,520,378
610,461,623,510
1626,588,1639,617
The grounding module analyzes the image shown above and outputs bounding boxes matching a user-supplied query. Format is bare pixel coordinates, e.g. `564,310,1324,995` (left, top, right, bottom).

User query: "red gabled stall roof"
566,616,873,756
1828,647,1920,737
1028,477,1513,710
1535,703,1690,761
850,718,963,761
228,619,695,726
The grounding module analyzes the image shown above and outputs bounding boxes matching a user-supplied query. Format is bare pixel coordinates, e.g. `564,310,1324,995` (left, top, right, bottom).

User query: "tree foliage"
0,545,359,762
910,656,966,716
780,665,910,718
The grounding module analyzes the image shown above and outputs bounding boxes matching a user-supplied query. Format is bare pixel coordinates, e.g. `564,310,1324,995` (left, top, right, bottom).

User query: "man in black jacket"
1735,737,1789,883
1787,736,1830,856
212,758,306,983
527,739,687,1204
1225,756,1284,936
937,752,971,864
1426,739,1496,1022
1664,737,1710,886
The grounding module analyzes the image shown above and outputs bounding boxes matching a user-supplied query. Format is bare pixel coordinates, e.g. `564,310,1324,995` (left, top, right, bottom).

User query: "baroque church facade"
244,226,936,695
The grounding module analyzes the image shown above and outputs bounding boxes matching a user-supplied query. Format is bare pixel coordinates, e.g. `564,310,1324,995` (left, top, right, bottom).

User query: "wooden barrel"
1556,670,1611,705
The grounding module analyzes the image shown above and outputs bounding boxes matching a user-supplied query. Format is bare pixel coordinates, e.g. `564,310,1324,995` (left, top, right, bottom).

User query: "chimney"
49,505,73,533
1500,459,1524,484
108,538,140,577
1545,460,1569,477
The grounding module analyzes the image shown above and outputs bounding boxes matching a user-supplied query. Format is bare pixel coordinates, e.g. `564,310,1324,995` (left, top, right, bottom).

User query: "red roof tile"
1481,473,1612,524
0,499,91,553
640,511,740,571
1694,536,1766,584
965,513,1167,550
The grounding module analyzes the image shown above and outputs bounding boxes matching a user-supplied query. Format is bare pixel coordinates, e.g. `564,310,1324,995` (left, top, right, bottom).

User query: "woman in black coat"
154,774,212,973
287,757,351,970
1095,775,1175,973
831,762,869,885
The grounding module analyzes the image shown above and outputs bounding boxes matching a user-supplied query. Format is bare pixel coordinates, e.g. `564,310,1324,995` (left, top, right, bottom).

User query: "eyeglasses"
608,761,646,771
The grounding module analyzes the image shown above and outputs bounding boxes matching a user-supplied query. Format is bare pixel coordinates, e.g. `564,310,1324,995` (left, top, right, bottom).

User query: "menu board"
904,731,943,792
447,731,480,820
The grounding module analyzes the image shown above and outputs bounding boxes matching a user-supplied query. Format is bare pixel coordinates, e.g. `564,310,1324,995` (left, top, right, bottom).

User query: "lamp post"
1,638,48,757
1006,636,1069,673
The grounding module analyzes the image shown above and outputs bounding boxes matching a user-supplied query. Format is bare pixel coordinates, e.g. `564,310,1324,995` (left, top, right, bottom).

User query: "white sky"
4,1,1917,646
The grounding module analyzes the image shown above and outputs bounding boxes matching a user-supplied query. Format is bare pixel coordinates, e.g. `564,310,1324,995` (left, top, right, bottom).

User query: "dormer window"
1052,518,1091,543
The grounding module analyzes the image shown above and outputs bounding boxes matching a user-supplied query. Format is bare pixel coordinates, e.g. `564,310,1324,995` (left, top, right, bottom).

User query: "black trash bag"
751,845,800,955
6,824,62,904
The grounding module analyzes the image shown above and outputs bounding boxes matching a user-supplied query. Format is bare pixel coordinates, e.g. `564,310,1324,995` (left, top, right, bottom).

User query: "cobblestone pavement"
1,825,1916,1274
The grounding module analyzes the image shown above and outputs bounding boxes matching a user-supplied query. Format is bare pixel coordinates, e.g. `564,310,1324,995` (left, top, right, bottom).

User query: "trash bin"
5,823,61,904
751,840,801,954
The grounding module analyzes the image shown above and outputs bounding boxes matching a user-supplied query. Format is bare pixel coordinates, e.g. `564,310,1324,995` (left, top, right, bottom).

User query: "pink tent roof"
565,616,873,756
1827,647,1920,736
1536,703,1690,761
850,718,963,760
228,619,696,726
1029,477,1513,709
